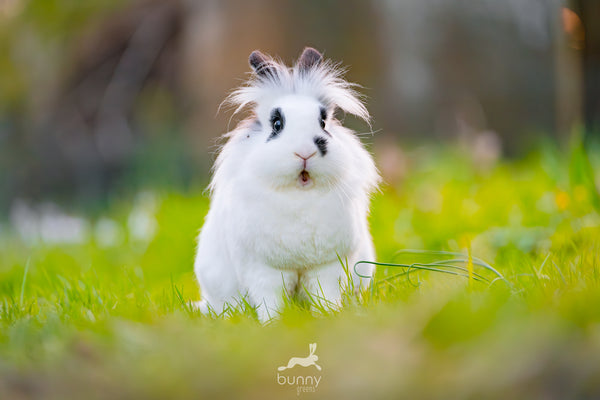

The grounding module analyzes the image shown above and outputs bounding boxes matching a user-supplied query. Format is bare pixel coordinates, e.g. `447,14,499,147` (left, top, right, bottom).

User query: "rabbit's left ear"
249,50,276,77
310,343,317,353
297,47,322,71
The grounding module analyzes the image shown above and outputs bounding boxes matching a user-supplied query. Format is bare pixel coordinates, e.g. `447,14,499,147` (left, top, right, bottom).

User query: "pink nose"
294,151,317,161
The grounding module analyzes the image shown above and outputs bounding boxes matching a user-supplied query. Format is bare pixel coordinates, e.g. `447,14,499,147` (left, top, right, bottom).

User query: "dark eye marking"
319,107,331,136
319,107,327,129
314,136,328,156
268,108,284,141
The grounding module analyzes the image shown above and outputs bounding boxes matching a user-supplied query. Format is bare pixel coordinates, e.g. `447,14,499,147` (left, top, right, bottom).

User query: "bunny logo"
278,343,322,371
276,343,323,394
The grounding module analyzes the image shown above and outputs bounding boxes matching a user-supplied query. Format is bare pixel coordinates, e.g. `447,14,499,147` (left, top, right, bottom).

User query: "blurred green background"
1,1,600,399
0,0,597,211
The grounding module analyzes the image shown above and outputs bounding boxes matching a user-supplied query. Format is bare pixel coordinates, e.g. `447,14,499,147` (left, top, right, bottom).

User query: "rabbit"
193,47,380,322
278,343,321,371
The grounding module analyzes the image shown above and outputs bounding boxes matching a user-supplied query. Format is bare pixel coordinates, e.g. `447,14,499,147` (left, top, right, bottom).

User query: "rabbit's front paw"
191,299,209,314
256,304,279,323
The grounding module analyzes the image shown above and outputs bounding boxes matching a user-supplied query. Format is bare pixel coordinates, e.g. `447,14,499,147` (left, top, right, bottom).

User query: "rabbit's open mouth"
298,170,312,186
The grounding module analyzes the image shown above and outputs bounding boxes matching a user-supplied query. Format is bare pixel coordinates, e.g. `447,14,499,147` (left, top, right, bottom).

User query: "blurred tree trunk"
573,0,600,138
36,0,182,201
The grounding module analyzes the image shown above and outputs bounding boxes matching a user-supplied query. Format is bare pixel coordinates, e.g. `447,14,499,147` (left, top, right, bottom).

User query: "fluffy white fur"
194,48,379,322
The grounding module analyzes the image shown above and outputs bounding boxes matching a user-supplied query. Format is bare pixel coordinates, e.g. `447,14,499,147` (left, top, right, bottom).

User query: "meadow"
1,141,599,399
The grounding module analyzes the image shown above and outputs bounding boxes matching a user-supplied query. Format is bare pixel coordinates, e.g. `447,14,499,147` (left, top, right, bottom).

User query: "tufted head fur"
226,47,370,124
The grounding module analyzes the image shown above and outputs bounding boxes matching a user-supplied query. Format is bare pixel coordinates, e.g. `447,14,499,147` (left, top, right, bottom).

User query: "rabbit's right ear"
297,47,322,71
249,50,276,77
309,343,316,354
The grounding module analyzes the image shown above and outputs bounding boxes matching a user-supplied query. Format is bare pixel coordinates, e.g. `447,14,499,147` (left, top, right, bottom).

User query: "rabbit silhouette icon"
278,343,322,371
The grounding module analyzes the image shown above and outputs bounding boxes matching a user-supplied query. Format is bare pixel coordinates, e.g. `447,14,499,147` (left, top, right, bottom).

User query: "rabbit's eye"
270,108,284,138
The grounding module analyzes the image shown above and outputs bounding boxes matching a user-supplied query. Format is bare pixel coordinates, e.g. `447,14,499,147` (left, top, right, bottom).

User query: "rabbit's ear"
297,47,322,71
249,50,276,77
309,343,316,354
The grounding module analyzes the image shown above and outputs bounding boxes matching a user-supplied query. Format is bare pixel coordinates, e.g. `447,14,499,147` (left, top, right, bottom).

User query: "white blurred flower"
10,200,89,244
10,200,39,242
38,203,89,244
127,191,159,242
95,218,124,248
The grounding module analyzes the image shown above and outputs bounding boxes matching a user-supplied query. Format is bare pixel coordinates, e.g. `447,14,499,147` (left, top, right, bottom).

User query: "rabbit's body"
194,48,379,321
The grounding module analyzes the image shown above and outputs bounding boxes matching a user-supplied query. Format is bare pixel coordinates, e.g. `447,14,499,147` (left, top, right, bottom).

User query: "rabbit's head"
215,48,377,194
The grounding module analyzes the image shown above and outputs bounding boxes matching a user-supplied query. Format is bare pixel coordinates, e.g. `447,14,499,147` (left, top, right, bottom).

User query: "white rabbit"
194,47,379,322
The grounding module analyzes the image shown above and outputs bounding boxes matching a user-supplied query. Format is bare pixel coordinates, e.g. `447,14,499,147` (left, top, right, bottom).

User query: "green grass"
1,142,600,399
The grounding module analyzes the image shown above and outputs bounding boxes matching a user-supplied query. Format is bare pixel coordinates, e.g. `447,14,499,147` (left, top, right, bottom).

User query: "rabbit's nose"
294,151,317,161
